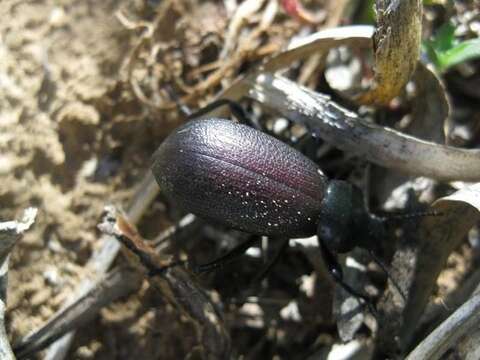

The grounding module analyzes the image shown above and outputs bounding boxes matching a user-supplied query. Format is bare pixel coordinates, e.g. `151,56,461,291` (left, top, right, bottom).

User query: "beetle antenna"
368,250,407,302
381,210,443,222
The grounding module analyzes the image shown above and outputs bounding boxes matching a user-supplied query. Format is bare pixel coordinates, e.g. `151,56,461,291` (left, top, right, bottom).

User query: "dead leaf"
377,184,480,353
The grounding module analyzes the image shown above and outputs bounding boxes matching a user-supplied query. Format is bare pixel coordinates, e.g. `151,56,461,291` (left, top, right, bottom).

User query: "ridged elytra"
151,118,328,238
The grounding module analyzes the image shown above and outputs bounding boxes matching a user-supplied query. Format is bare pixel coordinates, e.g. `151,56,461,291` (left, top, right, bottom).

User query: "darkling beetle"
151,100,401,307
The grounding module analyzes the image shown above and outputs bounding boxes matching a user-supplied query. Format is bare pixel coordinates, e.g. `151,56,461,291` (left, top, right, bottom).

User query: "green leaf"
424,21,480,72
430,22,456,52
357,0,376,24
422,41,441,69
437,38,480,72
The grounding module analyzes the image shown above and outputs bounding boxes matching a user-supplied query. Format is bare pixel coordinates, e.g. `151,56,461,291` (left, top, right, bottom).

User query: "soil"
1,0,185,358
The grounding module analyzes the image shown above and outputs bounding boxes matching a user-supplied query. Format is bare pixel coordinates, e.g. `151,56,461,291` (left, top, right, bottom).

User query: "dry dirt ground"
1,1,195,358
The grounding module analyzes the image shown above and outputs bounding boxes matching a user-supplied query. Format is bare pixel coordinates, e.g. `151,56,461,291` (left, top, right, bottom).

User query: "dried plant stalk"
0,208,37,360
357,0,423,105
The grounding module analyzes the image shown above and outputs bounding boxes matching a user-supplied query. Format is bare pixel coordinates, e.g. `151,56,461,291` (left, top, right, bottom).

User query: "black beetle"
151,116,391,303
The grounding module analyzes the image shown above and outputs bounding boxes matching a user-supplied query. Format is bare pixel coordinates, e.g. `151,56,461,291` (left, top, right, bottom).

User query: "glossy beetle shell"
151,118,328,237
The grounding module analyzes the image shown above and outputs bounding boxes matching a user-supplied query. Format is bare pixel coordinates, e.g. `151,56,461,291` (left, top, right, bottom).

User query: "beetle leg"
368,249,407,302
192,236,259,274
250,237,290,285
164,84,193,117
318,237,377,315
186,98,249,124
164,86,249,124
148,259,187,277
148,237,259,276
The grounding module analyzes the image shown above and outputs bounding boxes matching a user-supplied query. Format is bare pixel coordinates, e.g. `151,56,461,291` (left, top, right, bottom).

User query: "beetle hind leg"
192,237,259,274
186,98,249,124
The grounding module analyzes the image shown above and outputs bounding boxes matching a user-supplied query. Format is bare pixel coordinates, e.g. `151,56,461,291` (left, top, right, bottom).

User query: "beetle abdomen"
151,118,328,237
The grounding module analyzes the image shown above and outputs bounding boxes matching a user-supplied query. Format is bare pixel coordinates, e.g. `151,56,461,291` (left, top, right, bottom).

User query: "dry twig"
13,267,141,359
13,211,196,358
0,208,37,360
41,172,159,360
119,0,282,111
242,72,480,181
406,284,480,359
357,0,423,105
99,206,231,359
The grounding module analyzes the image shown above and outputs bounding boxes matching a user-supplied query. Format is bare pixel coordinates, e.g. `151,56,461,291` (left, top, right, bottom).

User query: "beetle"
151,108,394,305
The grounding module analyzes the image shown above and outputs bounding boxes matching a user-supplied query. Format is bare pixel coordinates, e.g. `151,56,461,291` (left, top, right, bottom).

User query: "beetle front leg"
318,237,376,315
